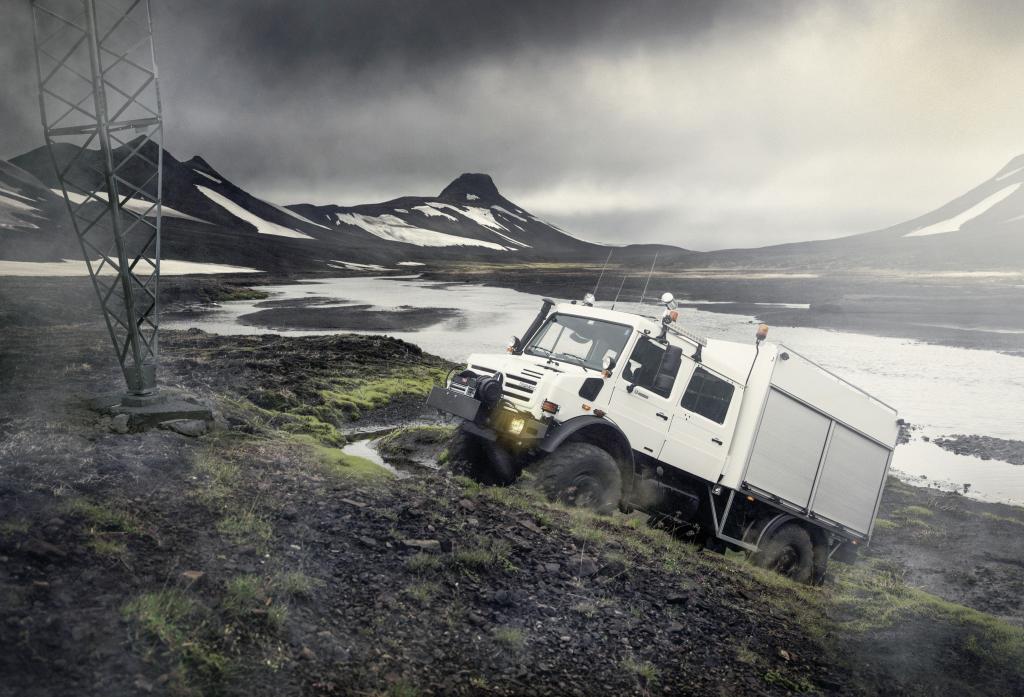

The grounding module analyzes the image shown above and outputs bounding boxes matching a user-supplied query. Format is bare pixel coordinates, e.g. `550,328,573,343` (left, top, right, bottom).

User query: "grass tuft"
492,626,527,650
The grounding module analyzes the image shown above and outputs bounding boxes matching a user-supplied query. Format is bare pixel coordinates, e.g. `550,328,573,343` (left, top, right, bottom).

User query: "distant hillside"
4,142,1022,273
664,156,1024,271
6,140,611,272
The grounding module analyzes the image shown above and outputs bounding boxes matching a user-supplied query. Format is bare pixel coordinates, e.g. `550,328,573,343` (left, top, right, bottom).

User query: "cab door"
661,365,741,483
605,336,681,459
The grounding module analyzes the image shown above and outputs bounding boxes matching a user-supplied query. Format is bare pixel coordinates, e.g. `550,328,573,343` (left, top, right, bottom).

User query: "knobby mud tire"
751,522,815,584
527,442,621,515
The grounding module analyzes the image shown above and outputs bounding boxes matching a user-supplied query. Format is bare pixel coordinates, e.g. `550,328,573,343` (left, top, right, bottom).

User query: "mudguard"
538,416,635,494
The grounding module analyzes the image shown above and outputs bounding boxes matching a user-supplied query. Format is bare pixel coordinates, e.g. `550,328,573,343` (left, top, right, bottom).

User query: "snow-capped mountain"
290,172,595,255
668,155,1024,271
4,141,1021,274
0,159,78,262
5,139,602,271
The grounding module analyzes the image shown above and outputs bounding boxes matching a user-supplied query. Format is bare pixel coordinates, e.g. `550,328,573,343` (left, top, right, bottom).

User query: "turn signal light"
581,404,592,411
541,400,560,414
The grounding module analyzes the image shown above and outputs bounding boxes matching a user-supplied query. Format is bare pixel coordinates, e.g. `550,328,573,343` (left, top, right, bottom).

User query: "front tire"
750,522,814,583
446,426,515,485
527,442,621,515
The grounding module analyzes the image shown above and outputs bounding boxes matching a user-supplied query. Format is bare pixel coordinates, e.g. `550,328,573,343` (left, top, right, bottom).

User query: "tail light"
541,400,560,414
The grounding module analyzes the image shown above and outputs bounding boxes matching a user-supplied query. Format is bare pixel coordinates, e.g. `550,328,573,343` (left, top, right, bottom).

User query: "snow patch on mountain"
0,191,40,213
335,212,508,250
491,205,527,223
268,202,331,230
0,258,261,276
904,183,1021,238
193,169,222,184
412,205,457,221
53,188,207,223
995,166,1023,182
328,260,390,271
427,202,507,232
196,185,313,239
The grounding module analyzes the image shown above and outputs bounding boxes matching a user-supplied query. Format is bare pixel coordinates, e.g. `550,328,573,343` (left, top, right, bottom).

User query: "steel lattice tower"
30,0,163,395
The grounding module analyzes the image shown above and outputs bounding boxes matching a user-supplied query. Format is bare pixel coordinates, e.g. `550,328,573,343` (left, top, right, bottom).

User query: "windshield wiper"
551,352,597,370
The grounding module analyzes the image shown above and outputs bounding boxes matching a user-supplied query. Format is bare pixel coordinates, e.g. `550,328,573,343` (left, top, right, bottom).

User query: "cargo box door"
743,389,830,509
809,424,891,535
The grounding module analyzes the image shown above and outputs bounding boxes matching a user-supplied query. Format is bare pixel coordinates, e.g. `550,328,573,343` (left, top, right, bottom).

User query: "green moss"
123,590,227,682
979,511,1024,527
88,537,128,557
0,519,30,537
273,571,322,598
191,450,242,506
764,669,816,693
406,581,439,604
205,286,269,302
452,537,516,573
492,626,527,650
279,413,346,447
63,498,142,534
621,657,658,687
317,366,447,421
405,552,442,573
216,509,272,547
294,437,392,480
377,425,455,457
896,505,935,518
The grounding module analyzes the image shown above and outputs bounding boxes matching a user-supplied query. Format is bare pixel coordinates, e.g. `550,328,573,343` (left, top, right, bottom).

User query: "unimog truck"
426,293,899,582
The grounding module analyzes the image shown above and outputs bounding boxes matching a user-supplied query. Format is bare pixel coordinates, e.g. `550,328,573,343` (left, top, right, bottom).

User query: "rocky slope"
1,276,1022,696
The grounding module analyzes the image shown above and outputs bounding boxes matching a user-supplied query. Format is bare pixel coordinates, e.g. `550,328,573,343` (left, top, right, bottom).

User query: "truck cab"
427,294,899,583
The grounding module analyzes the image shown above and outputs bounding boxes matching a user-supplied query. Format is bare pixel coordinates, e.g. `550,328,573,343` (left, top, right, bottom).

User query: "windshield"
525,313,633,370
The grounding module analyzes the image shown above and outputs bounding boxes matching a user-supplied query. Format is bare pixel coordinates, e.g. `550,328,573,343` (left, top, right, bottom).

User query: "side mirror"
507,336,522,354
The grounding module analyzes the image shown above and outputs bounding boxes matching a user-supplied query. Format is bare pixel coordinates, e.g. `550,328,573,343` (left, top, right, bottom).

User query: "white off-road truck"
426,293,899,582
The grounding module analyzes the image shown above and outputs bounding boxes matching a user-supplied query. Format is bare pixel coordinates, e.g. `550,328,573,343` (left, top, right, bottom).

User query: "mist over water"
165,275,1024,504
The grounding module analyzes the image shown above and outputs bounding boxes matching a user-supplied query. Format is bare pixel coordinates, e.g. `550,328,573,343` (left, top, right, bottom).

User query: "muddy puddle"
341,425,440,479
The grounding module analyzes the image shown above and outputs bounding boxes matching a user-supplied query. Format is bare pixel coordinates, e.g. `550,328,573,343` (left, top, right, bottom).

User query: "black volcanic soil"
931,435,1024,466
1,275,1023,696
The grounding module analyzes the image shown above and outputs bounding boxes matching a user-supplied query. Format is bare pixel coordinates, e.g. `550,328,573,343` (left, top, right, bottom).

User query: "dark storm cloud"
2,0,1023,249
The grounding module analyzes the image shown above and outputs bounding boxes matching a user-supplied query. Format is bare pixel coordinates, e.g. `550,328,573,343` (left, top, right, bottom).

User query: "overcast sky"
2,0,1022,250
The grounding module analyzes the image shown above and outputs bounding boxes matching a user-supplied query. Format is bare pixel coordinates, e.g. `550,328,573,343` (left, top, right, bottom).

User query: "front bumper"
426,386,548,443
426,386,480,421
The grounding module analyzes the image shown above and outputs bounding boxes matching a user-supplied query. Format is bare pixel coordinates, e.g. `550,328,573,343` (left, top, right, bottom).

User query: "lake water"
164,275,1024,505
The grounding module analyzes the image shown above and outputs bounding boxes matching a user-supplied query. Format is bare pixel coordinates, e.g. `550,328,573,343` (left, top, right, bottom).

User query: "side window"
622,338,681,398
681,367,735,424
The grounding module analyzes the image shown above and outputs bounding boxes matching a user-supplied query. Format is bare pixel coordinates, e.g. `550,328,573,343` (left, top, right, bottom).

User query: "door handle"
711,437,723,446
656,412,669,421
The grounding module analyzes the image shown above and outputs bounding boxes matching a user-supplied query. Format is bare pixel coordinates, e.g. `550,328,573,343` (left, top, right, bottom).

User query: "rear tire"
527,442,621,515
751,523,814,583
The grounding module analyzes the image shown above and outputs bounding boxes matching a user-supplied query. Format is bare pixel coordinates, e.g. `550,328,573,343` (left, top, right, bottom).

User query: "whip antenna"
639,252,659,306
611,274,628,310
592,249,613,299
